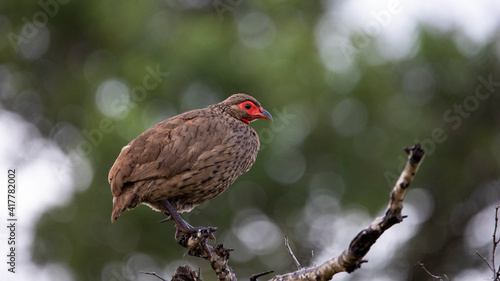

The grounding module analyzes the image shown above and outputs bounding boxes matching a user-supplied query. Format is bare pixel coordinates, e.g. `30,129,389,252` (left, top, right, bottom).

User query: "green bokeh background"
1,1,500,280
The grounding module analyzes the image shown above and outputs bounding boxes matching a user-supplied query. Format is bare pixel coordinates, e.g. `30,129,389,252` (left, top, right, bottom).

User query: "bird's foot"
160,203,216,258
175,225,217,242
176,225,217,258
160,212,215,241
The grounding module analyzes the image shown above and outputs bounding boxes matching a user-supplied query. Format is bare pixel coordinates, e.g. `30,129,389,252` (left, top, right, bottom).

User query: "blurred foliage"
1,0,500,281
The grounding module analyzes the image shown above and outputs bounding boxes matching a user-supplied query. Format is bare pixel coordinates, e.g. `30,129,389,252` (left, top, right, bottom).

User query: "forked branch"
268,143,425,281
477,205,500,281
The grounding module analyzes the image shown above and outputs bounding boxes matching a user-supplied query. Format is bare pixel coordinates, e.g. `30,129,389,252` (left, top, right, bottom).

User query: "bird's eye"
244,103,252,110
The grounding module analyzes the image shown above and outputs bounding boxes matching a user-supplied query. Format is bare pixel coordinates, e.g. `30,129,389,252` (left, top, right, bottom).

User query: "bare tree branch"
142,271,168,281
171,265,202,281
177,229,236,281
142,265,202,281
417,262,449,280
285,235,302,270
493,206,500,280
250,270,275,281
476,251,494,272
268,144,425,281
477,205,500,281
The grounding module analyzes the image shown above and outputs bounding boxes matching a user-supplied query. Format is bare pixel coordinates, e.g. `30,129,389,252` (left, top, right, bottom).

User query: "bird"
109,93,272,238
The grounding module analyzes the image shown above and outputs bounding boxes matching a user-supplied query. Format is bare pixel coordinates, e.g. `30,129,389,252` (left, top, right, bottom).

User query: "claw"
201,241,213,258
174,227,181,241
159,217,171,223
207,227,217,242
160,212,172,223
161,200,216,257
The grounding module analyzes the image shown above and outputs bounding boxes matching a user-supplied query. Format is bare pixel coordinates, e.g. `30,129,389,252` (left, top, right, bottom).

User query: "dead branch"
171,265,202,281
494,206,500,281
477,205,500,281
143,265,202,281
178,229,236,281
285,235,302,270
142,271,169,281
268,143,425,281
250,270,275,281
417,262,449,280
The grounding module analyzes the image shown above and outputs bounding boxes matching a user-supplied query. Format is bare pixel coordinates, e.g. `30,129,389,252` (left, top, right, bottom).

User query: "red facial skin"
237,101,273,124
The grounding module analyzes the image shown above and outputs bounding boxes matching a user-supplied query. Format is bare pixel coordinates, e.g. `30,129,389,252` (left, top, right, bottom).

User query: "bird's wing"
108,109,228,197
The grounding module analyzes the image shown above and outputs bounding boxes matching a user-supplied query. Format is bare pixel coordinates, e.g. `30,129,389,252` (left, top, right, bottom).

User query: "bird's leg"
161,200,195,236
161,200,216,256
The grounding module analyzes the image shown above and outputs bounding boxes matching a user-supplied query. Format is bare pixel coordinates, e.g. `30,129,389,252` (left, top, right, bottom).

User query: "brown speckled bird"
109,93,272,236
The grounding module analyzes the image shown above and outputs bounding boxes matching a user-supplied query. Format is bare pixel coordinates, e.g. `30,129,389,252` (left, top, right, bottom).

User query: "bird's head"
221,93,273,124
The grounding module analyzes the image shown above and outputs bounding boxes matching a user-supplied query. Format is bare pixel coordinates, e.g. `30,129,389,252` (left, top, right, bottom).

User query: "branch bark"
177,228,237,281
268,143,425,281
477,205,500,281
157,143,425,281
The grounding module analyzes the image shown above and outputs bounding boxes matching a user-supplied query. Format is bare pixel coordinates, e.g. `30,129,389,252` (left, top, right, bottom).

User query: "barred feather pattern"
109,94,263,222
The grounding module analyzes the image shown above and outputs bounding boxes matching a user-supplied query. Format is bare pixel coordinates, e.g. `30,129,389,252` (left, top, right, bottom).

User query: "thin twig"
141,271,168,281
492,206,500,280
477,206,500,280
418,262,448,280
249,270,274,281
285,235,302,270
477,251,495,272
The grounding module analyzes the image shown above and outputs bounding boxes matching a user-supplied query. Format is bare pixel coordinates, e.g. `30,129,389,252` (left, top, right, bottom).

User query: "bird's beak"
260,108,273,121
